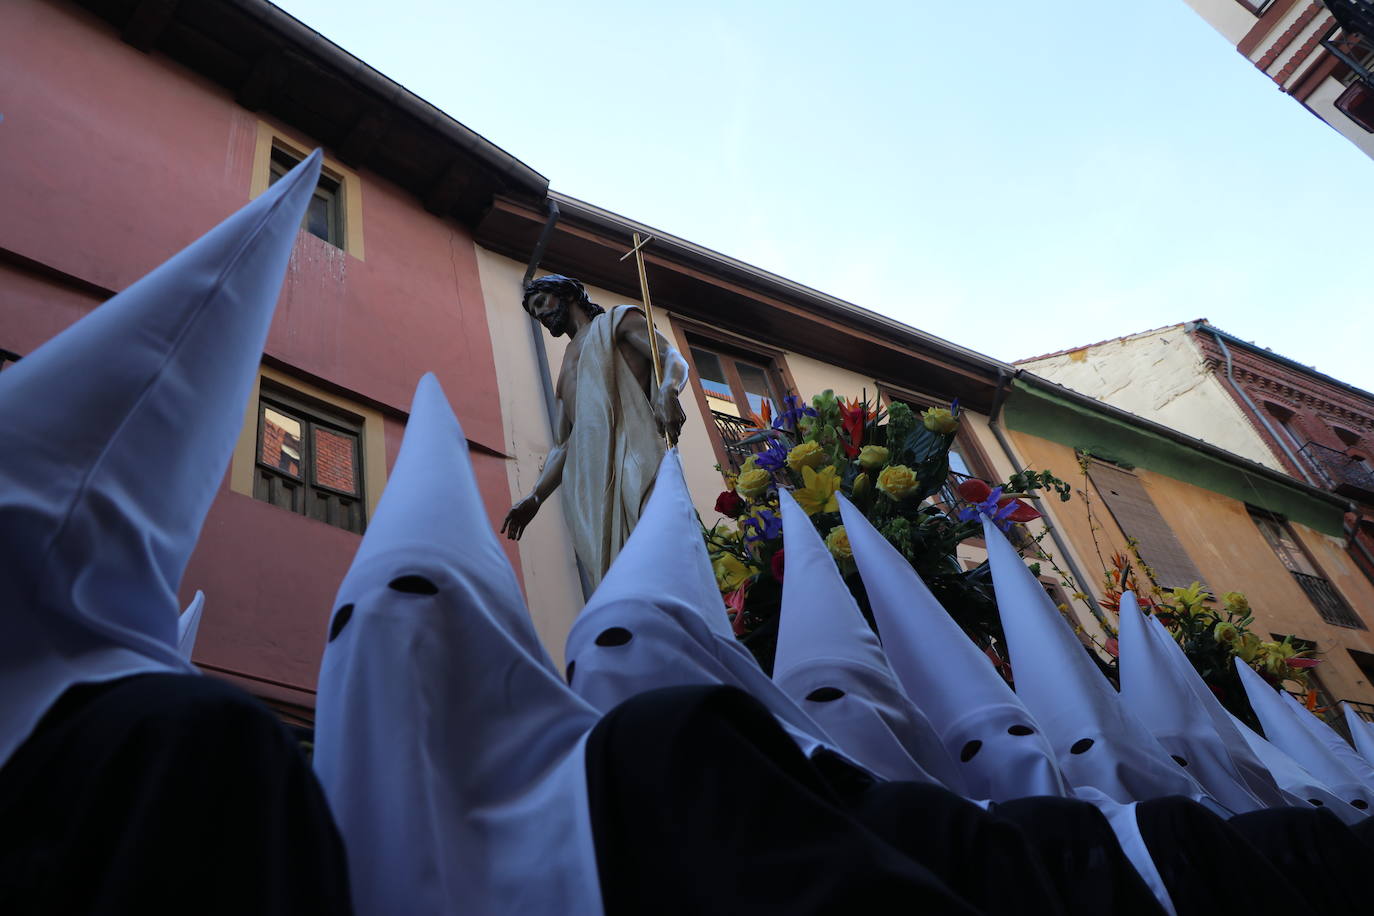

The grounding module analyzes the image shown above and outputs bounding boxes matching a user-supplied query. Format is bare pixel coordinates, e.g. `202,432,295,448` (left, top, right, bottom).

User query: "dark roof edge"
233,0,548,194
1187,320,1374,406
1014,369,1354,511
549,191,1013,377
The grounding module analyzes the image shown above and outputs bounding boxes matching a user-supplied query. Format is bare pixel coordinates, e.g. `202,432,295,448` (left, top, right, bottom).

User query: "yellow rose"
922,407,959,435
1170,582,1209,614
794,465,841,515
858,445,890,471
1213,622,1239,645
876,464,920,500
1235,632,1262,663
736,468,772,500
712,554,755,592
1263,651,1289,678
825,525,852,560
851,472,870,498
1222,591,1250,614
786,440,828,472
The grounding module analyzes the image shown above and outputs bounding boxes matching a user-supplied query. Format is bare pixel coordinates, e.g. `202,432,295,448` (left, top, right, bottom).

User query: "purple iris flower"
957,486,1019,532
773,395,817,433
753,440,789,472
743,509,782,543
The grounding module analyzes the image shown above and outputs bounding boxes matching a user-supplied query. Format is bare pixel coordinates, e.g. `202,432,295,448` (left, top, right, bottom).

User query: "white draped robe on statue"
563,304,665,588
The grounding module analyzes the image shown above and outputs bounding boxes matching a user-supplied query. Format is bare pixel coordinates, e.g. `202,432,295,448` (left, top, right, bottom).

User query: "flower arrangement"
1096,543,1323,729
703,390,1069,674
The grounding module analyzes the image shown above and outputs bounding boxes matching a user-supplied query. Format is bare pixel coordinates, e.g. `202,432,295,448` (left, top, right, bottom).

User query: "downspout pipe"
1194,322,1318,487
987,371,1109,630
521,200,594,601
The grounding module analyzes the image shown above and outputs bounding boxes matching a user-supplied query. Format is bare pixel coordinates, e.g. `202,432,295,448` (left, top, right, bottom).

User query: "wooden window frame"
269,145,345,249
669,318,799,474
254,383,367,534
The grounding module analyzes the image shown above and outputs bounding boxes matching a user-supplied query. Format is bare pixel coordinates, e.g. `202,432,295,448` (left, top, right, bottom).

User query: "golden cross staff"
619,232,676,446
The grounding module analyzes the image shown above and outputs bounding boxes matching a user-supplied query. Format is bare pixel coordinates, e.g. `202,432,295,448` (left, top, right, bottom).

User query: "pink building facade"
2,0,546,722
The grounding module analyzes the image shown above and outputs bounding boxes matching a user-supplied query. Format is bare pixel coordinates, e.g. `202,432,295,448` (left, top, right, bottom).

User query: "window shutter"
1087,461,1209,592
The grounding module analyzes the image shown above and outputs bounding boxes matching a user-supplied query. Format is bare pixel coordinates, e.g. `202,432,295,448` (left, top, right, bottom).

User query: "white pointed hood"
565,449,836,757
1226,710,1365,823
838,494,1067,800
177,591,206,661
772,490,961,787
1117,592,1265,812
314,374,603,916
0,151,321,770
1279,691,1374,793
983,517,1205,804
1139,614,1292,809
1342,703,1374,769
1234,658,1374,813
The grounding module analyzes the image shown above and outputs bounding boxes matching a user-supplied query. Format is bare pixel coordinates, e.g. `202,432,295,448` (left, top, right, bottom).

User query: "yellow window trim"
231,366,387,521
249,120,365,261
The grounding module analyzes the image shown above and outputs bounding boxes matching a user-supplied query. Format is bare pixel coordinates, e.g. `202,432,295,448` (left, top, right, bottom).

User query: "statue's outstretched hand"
502,494,541,541
653,390,686,443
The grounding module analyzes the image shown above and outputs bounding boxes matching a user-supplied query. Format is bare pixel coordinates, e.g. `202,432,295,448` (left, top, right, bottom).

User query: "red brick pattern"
313,426,357,494
1276,15,1335,86
1257,2,1322,72
260,410,301,477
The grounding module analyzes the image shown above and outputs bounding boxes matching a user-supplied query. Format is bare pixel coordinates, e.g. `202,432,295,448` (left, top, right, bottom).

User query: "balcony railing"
1298,441,1374,500
711,410,764,473
1292,570,1366,629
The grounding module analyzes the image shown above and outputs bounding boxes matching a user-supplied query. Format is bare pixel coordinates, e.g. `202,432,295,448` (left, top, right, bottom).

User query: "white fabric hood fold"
1225,710,1363,823
982,517,1206,804
0,150,321,770
1342,702,1374,769
1117,591,1264,813
313,373,603,916
1138,614,1292,809
773,489,959,787
1279,691,1374,793
176,591,206,661
565,449,835,757
838,494,1066,800
1234,658,1374,813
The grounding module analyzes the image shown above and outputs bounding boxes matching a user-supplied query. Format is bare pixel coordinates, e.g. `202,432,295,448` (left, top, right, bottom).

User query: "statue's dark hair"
522,274,605,319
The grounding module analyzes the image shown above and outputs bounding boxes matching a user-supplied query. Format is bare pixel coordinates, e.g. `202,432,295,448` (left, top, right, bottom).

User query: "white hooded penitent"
1342,703,1374,769
314,374,603,916
1139,614,1292,810
0,150,321,771
176,591,206,661
838,494,1066,801
1117,591,1264,813
1225,710,1363,824
1234,658,1374,813
1280,691,1374,793
772,489,960,788
565,449,835,758
982,516,1206,805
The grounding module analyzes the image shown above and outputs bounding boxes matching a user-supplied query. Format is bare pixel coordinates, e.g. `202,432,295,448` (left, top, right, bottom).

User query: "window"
1085,459,1209,592
255,389,366,534
684,338,791,472
269,145,343,248
883,388,994,512
1251,509,1364,629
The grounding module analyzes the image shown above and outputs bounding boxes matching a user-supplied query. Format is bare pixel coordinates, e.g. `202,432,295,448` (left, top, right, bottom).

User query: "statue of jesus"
501,274,688,589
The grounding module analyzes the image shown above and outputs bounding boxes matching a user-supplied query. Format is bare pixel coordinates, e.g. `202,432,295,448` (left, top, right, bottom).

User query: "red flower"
1103,637,1119,658
714,490,745,517
955,479,1041,522
838,399,867,458
1287,657,1323,669
770,548,786,583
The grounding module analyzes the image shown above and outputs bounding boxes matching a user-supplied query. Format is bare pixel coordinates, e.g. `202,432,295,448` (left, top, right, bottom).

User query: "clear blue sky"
275,0,1374,391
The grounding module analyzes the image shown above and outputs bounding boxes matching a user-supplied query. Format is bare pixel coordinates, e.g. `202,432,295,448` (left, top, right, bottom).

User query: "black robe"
0,673,352,915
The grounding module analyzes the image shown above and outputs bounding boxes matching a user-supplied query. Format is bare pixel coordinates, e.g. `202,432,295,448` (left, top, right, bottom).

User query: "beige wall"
1021,326,1284,471
1308,77,1374,160
1180,0,1262,42
1009,427,1374,704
